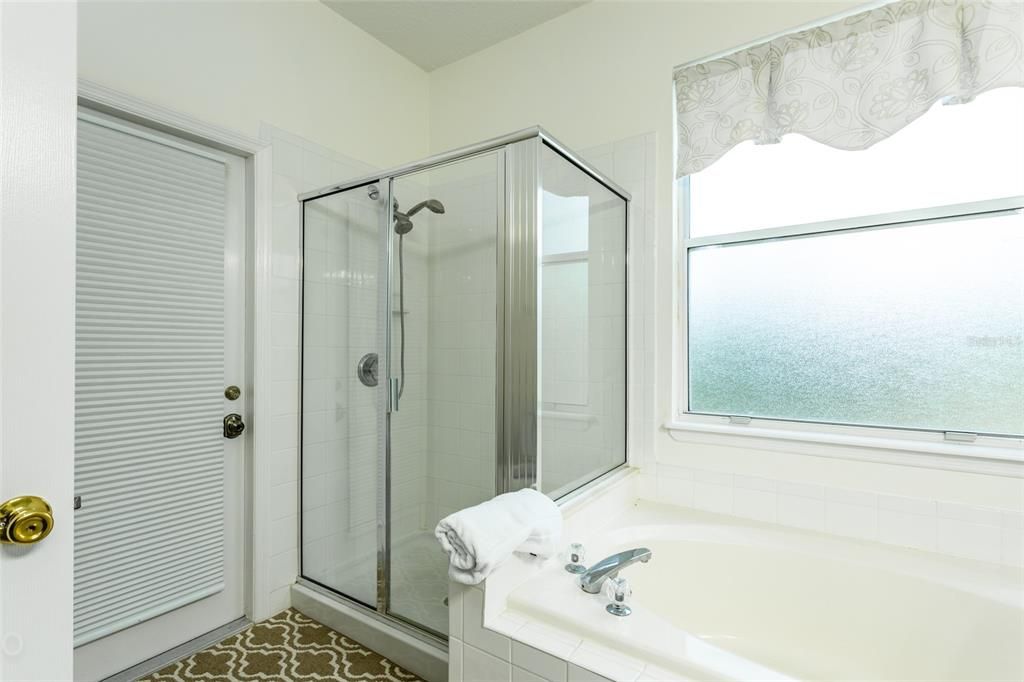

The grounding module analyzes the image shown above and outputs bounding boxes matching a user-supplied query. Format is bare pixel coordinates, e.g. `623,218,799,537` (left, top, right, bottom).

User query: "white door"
0,1,77,680
71,110,247,682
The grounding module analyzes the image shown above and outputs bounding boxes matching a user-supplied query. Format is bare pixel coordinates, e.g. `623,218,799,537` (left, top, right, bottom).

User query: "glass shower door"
301,182,387,609
387,152,502,635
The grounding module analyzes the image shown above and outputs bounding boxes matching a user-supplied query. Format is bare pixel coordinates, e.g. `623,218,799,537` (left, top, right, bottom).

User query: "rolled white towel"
434,488,562,585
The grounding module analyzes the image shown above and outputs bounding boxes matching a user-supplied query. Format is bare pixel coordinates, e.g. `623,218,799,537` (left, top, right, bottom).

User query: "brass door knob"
223,413,245,439
0,495,54,545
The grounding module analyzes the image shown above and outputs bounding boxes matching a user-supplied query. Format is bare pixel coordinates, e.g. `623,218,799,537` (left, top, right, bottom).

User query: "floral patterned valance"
674,0,1024,177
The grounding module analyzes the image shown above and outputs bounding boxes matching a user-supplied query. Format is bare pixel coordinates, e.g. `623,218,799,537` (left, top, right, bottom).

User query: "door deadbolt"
224,385,241,400
223,413,245,439
0,495,54,545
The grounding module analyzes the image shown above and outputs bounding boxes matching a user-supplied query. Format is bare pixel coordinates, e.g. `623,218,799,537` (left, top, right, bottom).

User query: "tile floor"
141,608,424,681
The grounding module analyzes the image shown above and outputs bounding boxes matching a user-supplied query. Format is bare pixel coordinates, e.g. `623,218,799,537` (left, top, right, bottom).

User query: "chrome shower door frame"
297,127,632,644
499,137,540,493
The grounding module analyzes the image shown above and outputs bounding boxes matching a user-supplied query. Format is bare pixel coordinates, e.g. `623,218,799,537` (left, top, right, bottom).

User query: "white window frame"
669,175,1024,473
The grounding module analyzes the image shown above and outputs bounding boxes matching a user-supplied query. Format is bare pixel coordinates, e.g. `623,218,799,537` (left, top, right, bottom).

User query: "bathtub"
494,499,1024,681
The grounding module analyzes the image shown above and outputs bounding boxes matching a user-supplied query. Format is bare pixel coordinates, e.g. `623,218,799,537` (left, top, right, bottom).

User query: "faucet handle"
564,543,586,574
604,576,632,617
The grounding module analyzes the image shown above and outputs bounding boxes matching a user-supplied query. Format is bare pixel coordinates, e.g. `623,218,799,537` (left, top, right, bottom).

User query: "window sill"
664,417,1024,477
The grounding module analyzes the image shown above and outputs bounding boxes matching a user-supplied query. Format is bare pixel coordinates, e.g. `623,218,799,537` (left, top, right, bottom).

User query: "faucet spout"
577,547,652,594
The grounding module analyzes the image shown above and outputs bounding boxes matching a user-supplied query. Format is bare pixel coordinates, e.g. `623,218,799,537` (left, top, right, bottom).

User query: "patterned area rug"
141,609,424,681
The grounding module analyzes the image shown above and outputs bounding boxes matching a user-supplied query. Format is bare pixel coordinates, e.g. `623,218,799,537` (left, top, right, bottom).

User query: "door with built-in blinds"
73,109,246,681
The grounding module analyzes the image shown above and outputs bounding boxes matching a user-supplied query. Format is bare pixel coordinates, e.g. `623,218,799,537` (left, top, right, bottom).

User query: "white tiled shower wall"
422,161,500,525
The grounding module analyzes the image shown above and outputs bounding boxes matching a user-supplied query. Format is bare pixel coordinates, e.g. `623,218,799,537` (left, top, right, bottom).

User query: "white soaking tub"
503,501,1024,681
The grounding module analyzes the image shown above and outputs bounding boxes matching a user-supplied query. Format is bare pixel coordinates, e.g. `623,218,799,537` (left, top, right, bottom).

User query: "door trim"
77,79,278,623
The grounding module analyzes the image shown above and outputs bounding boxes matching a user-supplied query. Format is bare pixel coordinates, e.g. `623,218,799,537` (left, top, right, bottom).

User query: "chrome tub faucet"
577,547,652,594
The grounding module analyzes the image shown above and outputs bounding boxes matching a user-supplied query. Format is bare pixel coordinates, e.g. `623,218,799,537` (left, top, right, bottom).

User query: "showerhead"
394,213,415,235
406,199,446,217
393,198,445,235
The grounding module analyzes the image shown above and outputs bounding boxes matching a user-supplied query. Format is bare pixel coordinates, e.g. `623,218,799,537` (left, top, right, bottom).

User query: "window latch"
944,431,978,443
728,415,752,425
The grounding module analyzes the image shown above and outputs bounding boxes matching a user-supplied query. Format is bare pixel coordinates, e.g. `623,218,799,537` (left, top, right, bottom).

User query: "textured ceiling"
322,0,588,71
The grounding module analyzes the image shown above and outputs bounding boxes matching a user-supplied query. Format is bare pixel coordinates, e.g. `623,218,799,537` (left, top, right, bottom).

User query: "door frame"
76,80,278,625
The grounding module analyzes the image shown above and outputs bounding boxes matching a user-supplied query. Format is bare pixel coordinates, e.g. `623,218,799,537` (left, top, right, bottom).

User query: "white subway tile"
270,414,298,452
654,464,694,481
777,493,824,532
638,663,690,682
270,549,297,590
878,494,936,516
449,583,466,639
513,666,548,682
1001,525,1023,566
733,488,776,523
733,475,777,493
1001,511,1024,530
936,502,1003,526
464,587,511,661
271,514,297,556
513,641,568,682
514,621,582,661
826,487,877,508
878,509,936,552
450,638,464,682
567,663,617,682
271,276,300,314
272,380,299,417
656,477,693,510
693,481,733,515
269,585,291,616
269,447,298,486
692,469,732,487
936,517,1002,563
825,501,877,541
270,480,298,521
776,481,824,500
570,643,643,682
464,644,512,682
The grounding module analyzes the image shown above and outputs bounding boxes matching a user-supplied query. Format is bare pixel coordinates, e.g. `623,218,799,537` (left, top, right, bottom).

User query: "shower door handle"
390,378,400,413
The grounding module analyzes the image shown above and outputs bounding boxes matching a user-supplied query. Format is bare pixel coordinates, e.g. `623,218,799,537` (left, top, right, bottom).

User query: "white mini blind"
75,116,227,646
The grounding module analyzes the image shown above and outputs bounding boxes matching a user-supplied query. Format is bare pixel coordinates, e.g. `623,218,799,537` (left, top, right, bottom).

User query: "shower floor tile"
141,608,424,681
389,531,450,635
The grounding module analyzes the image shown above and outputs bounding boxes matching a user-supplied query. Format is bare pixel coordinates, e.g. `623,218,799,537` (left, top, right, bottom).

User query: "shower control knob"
357,352,379,387
604,577,632,617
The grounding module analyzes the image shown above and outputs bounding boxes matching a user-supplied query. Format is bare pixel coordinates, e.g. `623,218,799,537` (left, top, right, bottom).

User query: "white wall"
78,0,429,168
427,0,1024,512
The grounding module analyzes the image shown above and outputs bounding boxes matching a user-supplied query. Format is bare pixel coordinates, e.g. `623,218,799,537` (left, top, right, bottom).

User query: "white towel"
434,488,562,585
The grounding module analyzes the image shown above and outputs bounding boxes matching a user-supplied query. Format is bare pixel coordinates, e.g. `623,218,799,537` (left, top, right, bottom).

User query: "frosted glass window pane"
688,213,1024,435
687,89,1024,237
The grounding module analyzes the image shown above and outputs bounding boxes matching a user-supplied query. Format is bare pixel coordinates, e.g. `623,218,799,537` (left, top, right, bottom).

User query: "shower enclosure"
297,128,629,642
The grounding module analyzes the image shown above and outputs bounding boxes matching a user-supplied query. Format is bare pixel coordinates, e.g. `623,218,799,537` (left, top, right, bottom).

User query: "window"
542,191,590,407
678,88,1024,438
